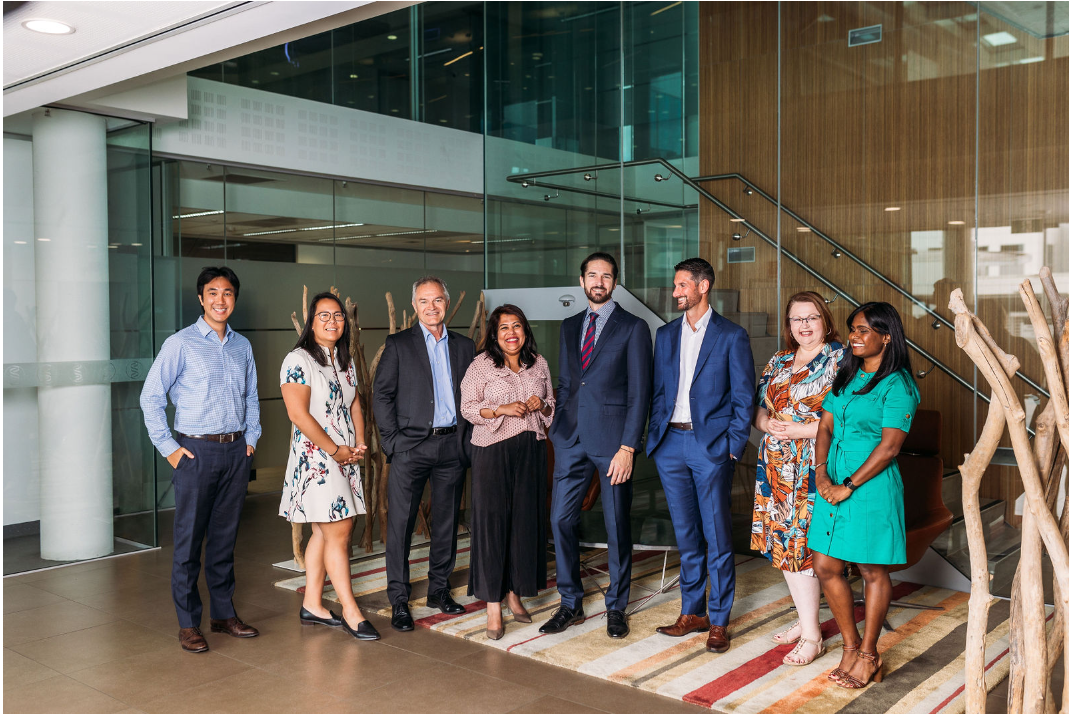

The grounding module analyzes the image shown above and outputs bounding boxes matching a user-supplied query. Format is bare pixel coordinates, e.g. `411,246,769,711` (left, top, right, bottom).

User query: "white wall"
4,136,41,525
154,78,484,195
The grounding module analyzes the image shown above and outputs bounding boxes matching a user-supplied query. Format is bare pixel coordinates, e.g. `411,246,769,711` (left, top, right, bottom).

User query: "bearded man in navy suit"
647,257,754,653
540,252,653,640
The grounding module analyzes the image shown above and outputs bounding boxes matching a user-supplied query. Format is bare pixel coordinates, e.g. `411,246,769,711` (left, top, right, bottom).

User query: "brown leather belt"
177,431,244,443
668,422,693,431
431,426,457,436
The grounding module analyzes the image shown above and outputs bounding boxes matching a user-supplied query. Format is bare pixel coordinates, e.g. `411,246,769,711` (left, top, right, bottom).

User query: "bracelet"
491,406,498,418
619,446,635,454
331,444,340,456
814,461,827,469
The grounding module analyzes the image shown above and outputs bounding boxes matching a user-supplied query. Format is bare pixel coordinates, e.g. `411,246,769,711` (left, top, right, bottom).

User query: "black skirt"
467,431,548,603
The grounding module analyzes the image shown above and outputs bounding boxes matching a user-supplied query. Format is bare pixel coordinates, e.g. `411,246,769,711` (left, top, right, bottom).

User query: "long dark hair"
484,304,539,369
832,301,913,396
293,292,352,371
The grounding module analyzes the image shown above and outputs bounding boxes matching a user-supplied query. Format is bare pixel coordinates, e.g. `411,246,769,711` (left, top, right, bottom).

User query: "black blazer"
372,324,475,463
548,304,653,458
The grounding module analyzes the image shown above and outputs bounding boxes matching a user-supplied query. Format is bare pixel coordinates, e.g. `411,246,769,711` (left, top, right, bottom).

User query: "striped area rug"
372,550,1010,714
274,538,471,599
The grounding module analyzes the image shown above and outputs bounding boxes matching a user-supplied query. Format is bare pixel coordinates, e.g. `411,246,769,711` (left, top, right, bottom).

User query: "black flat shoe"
341,616,381,641
426,589,466,615
539,605,585,634
606,609,630,639
391,601,415,632
299,607,342,627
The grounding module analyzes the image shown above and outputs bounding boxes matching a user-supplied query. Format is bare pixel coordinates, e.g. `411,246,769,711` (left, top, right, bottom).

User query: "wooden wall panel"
700,1,1069,515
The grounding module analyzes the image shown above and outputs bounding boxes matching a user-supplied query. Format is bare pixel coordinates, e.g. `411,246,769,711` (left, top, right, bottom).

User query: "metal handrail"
505,157,1051,402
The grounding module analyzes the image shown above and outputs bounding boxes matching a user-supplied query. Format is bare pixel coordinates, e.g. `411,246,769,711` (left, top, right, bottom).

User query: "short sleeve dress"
751,343,843,575
278,347,366,523
808,368,919,565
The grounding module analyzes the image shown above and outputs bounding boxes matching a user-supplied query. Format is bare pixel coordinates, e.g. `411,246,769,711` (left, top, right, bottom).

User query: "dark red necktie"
581,313,598,369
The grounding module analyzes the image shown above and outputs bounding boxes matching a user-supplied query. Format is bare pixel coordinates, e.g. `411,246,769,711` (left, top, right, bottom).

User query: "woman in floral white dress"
279,292,378,641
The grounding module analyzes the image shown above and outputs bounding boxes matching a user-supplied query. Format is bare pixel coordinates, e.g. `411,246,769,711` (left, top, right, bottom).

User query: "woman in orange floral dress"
752,292,842,666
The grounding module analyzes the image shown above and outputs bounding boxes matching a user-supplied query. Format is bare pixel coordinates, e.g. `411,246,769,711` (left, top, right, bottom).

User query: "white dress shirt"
669,306,713,423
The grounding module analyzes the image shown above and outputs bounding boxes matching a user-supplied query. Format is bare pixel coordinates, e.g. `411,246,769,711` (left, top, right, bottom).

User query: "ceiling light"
444,50,473,67
131,243,143,247
650,1,682,16
885,206,901,212
1019,56,1044,64
948,220,965,225
172,210,224,220
349,73,358,79
14,240,27,245
983,31,1017,47
387,34,398,40
796,226,811,232
730,217,746,222
242,222,364,238
36,237,51,242
109,245,119,249
22,19,75,35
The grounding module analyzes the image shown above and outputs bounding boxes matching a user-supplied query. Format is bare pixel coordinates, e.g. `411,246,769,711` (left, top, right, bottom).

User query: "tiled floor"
3,494,713,714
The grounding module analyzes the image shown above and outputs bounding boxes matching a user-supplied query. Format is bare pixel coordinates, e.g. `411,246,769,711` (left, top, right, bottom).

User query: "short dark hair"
293,292,353,372
580,252,619,282
673,257,715,291
197,266,240,299
483,304,539,370
782,291,841,349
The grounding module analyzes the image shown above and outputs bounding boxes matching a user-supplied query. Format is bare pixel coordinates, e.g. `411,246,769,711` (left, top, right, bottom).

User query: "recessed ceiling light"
983,31,1017,47
131,243,143,247
14,240,27,245
729,217,746,222
36,237,51,241
796,226,811,232
885,206,901,212
22,19,75,35
387,34,398,40
948,220,965,225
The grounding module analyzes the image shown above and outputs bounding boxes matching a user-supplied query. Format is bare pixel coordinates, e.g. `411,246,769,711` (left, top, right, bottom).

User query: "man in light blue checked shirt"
140,266,262,654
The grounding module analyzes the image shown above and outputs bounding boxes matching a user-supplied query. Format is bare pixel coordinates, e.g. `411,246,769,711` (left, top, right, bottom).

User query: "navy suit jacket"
549,304,653,458
647,310,755,464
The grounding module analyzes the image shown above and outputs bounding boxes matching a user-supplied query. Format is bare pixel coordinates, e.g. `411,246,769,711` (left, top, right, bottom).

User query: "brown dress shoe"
656,613,711,637
706,624,730,653
179,627,209,653
210,616,259,638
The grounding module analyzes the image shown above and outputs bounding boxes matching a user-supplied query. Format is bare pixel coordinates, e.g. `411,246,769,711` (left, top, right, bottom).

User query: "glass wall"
3,119,157,574
151,160,484,504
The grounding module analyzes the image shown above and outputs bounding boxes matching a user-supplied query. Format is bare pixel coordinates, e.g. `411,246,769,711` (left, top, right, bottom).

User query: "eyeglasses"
316,311,345,323
788,315,822,326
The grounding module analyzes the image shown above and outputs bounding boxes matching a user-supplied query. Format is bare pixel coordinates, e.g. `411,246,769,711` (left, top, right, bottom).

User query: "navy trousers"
652,428,735,625
171,436,250,628
550,442,633,612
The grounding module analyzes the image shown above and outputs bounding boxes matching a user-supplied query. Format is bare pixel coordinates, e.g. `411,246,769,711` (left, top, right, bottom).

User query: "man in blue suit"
647,258,754,653
540,252,653,639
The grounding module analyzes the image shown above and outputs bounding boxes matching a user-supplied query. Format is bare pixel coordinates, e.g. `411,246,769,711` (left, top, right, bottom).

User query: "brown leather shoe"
210,616,259,638
179,627,209,653
706,624,730,653
656,613,711,637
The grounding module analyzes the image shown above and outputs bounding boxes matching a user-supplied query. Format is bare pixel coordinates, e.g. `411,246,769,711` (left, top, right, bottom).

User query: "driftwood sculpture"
288,286,484,568
949,268,1069,715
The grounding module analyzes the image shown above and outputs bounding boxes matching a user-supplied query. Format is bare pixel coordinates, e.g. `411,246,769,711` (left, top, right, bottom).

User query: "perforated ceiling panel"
3,1,236,88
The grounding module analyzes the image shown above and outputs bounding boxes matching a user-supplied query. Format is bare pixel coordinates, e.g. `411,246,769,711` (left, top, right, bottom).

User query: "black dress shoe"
299,607,342,627
538,605,585,634
426,589,465,615
606,609,630,639
391,601,415,632
342,616,381,641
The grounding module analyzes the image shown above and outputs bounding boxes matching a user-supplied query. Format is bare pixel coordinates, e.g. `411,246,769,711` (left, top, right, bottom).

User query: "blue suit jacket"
647,310,755,464
548,305,653,458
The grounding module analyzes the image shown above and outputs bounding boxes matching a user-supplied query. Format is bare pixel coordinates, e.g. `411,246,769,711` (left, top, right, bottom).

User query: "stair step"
932,499,1004,553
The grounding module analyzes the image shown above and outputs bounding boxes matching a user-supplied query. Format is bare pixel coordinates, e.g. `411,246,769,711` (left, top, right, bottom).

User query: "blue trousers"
550,442,633,611
171,436,250,628
653,428,735,625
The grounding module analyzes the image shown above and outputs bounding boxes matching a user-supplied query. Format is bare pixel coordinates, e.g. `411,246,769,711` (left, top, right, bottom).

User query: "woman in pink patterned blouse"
460,304,555,640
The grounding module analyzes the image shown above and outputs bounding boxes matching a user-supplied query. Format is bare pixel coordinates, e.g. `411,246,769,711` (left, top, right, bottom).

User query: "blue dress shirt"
580,298,617,352
420,322,457,428
140,316,262,457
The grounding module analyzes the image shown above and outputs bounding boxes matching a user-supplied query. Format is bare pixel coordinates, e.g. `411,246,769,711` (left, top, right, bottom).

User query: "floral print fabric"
278,347,366,523
750,342,843,574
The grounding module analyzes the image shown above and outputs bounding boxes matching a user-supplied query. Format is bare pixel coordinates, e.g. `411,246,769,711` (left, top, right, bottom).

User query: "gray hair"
411,276,450,303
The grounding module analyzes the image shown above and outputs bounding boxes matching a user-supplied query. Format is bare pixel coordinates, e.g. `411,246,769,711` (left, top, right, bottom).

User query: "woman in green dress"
810,302,919,690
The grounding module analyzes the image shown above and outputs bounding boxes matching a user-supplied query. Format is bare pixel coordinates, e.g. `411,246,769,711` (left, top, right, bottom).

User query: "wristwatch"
842,477,857,491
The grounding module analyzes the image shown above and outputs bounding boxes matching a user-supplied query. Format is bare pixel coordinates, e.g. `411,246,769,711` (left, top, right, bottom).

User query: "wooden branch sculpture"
949,273,1070,715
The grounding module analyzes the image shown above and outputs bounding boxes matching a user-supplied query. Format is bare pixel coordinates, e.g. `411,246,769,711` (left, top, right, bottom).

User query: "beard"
676,293,700,312
585,285,612,305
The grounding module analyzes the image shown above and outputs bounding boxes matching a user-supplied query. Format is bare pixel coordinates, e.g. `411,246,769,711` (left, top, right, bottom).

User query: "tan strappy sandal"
771,620,802,644
834,649,883,688
783,637,826,666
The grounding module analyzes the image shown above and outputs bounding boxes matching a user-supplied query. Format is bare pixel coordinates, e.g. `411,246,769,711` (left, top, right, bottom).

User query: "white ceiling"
3,1,237,89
